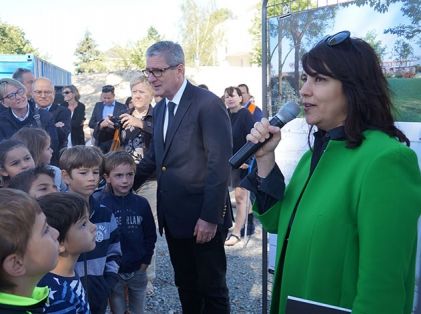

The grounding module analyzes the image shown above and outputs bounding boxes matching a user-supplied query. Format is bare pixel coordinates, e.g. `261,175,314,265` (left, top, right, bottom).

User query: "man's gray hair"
146,41,185,66
0,78,25,99
34,77,55,91
12,68,31,82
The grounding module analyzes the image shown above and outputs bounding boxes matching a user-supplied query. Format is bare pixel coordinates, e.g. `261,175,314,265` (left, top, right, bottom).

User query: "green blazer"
255,130,421,314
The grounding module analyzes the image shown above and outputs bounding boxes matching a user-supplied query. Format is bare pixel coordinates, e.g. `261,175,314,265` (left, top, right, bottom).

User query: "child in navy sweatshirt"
60,146,121,314
94,151,156,314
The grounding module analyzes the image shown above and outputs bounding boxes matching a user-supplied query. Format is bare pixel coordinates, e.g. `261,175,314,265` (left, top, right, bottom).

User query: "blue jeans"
109,269,148,314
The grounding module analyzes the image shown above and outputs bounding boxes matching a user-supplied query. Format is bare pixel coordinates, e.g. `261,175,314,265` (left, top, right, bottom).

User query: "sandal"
225,234,241,246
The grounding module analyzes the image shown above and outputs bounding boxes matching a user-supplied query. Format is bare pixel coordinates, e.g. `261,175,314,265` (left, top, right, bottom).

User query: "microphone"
229,101,300,169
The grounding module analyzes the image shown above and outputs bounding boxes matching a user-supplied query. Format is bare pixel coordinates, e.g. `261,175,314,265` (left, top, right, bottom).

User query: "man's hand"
99,116,115,129
193,218,217,244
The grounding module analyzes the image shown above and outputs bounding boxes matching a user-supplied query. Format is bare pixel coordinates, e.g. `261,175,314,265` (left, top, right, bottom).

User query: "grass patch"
389,78,421,122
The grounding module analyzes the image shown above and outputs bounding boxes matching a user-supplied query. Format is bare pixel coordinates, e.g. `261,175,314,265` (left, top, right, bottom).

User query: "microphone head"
275,101,300,124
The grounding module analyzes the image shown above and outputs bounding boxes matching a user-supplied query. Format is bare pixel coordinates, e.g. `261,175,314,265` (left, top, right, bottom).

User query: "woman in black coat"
62,85,86,146
224,86,255,246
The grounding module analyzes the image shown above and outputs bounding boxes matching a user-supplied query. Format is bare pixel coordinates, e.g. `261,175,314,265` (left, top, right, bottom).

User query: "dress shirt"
102,101,116,119
12,104,30,121
163,79,187,140
36,104,53,111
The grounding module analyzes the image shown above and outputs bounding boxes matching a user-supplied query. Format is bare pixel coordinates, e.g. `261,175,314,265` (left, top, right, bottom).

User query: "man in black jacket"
89,85,127,153
134,41,232,314
33,77,70,164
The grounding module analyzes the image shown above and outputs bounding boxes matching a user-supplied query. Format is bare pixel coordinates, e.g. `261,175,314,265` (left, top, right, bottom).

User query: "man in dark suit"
134,41,232,314
89,85,127,153
32,77,71,164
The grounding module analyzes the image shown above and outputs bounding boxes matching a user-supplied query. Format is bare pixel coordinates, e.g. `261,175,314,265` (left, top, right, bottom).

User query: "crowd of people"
0,32,420,314
0,39,260,314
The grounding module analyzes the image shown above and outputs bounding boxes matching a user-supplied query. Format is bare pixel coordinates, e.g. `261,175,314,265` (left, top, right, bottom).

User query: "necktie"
166,101,176,140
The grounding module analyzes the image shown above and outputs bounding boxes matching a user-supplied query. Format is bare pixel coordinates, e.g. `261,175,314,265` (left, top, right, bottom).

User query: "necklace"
133,109,146,119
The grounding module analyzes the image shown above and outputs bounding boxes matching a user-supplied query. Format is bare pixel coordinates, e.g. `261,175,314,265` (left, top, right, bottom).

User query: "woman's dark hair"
224,86,242,98
302,35,409,148
63,84,80,101
125,96,132,107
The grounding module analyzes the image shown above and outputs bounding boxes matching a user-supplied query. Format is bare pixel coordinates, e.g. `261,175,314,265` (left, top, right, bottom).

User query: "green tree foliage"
250,0,321,66
74,31,106,74
105,45,133,71
363,30,387,60
180,0,231,66
393,39,414,61
0,20,38,54
250,2,263,65
352,0,420,41
253,1,335,115
276,6,336,93
130,26,161,69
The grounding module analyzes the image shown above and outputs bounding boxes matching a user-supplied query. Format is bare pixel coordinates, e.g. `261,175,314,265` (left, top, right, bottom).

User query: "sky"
2,0,258,72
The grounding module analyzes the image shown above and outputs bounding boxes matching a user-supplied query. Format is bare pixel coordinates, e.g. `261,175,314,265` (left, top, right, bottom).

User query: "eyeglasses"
142,65,179,78
1,88,25,101
33,90,53,96
317,30,351,47
62,90,72,95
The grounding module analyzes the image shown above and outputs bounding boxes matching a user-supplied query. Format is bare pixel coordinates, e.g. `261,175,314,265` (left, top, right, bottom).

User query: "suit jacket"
48,104,71,147
63,101,86,146
88,101,127,129
46,103,71,164
89,101,127,153
134,82,233,238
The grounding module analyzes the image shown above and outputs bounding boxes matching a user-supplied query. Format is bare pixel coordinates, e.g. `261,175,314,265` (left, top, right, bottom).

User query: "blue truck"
0,54,71,86
0,54,72,104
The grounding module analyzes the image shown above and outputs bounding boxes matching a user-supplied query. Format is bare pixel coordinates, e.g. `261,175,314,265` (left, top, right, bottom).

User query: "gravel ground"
144,220,271,314
106,184,273,314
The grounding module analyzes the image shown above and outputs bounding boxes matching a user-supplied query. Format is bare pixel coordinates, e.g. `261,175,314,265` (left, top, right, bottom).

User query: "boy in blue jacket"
94,151,156,314
60,146,121,314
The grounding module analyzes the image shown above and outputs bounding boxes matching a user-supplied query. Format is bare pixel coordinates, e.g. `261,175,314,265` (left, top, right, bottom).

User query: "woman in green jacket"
243,31,421,314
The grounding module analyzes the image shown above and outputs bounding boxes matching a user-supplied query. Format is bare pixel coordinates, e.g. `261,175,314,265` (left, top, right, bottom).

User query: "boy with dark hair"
94,151,156,314
38,192,96,313
60,145,121,314
0,188,59,313
9,165,57,198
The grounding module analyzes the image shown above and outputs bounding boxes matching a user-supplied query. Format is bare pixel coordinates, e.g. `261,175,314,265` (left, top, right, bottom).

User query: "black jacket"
89,101,127,153
63,101,86,145
0,106,59,157
47,103,71,163
134,82,233,238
